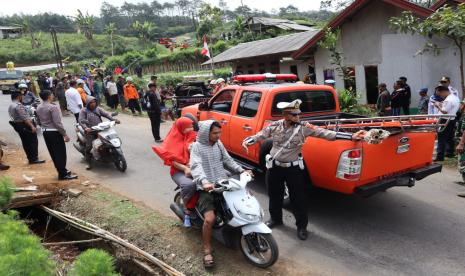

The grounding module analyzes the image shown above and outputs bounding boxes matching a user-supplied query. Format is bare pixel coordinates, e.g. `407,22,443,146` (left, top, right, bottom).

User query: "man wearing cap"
417,88,429,114
242,99,366,240
212,78,225,95
76,79,88,104
8,91,45,165
124,77,142,115
440,76,460,99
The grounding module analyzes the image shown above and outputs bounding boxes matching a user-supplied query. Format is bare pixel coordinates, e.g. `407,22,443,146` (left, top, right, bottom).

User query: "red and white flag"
201,35,211,59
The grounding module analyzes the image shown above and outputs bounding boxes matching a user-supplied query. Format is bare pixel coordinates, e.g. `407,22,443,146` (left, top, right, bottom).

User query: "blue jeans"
391,108,401,116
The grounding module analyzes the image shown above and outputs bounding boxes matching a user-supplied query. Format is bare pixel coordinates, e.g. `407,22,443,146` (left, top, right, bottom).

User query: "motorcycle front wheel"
239,232,279,268
113,149,127,172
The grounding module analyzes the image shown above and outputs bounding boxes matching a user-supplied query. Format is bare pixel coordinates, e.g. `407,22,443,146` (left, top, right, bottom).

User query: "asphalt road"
0,63,58,72
1,94,465,275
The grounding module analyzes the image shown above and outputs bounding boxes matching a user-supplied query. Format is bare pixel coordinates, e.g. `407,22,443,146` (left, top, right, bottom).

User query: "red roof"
292,0,434,59
430,0,465,10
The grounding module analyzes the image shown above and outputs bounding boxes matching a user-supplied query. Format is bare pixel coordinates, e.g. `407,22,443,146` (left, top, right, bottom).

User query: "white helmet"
18,83,28,89
76,79,85,85
126,76,133,82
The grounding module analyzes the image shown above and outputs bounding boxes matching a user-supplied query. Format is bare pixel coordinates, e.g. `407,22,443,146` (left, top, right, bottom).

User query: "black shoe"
265,220,283,229
297,228,308,240
155,139,163,143
29,159,45,164
59,174,78,180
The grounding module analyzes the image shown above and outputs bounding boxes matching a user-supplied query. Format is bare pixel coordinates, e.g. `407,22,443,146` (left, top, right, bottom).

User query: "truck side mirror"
199,101,209,111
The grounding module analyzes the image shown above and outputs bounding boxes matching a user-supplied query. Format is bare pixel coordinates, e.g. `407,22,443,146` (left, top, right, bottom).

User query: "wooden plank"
7,197,54,209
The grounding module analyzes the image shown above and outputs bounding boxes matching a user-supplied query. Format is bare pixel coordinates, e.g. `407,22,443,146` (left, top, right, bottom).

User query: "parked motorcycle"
170,172,279,268
73,116,127,172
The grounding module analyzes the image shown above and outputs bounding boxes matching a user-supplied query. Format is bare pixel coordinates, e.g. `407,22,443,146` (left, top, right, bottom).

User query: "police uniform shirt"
36,102,67,136
248,120,345,163
8,100,30,123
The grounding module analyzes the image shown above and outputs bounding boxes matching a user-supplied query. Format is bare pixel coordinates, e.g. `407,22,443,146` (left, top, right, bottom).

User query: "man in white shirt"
440,76,460,99
106,76,119,110
65,80,84,122
434,85,460,161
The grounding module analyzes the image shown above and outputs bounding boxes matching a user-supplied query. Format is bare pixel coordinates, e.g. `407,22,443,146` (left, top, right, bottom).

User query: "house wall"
279,59,313,80
314,0,464,107
0,30,3,39
232,56,282,75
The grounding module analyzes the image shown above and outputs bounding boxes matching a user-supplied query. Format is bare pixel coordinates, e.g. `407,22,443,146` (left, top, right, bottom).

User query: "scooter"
170,172,279,268
73,117,127,172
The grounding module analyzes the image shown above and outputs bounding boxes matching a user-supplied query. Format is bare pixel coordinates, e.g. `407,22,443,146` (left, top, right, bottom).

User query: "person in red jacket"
123,77,142,115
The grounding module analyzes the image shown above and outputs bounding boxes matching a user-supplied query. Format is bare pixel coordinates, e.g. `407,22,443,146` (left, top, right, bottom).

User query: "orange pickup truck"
182,74,449,196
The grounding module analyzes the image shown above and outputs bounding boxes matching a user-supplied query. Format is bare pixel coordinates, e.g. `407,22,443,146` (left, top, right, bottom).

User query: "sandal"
203,252,215,268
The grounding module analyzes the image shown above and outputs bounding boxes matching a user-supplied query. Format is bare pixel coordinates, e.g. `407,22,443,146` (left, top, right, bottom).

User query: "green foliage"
70,249,119,276
105,56,124,70
197,3,224,38
0,177,13,209
0,211,55,276
338,89,376,116
211,40,229,56
144,47,159,59
121,51,143,67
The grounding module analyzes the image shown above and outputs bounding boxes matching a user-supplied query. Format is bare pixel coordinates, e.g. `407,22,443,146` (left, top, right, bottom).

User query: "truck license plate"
397,144,410,154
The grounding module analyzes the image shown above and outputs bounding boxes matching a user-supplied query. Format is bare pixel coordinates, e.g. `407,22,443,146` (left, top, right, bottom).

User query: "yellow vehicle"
0,69,23,94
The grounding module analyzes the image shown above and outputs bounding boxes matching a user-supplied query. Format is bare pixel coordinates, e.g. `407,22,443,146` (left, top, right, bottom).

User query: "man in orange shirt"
124,77,142,115
76,79,87,104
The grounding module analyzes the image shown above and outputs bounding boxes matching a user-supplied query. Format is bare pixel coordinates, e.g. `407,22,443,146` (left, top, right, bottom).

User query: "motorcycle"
73,116,127,172
170,172,279,268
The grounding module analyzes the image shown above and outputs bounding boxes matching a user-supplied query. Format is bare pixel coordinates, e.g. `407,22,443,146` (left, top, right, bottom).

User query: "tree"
74,9,95,40
390,4,465,97
197,3,223,38
14,19,38,49
233,16,246,38
318,28,356,92
104,23,117,56
132,20,154,48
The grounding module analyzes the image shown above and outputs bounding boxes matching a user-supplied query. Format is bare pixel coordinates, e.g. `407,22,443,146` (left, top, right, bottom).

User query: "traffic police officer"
36,90,78,180
242,99,366,240
8,91,45,164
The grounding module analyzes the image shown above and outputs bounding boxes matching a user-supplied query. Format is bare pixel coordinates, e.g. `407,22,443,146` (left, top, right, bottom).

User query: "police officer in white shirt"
434,85,460,161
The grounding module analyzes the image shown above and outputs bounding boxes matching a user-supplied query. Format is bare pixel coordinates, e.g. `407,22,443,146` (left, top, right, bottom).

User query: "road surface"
1,94,464,275
0,63,57,72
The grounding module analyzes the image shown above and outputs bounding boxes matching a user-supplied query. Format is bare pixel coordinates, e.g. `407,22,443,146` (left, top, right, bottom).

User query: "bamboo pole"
42,238,103,246
40,206,184,276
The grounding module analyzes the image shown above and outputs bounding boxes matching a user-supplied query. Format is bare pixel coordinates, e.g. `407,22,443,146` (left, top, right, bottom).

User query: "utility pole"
50,26,63,72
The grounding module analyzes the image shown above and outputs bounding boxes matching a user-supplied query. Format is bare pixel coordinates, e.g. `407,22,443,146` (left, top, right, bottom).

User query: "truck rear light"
336,149,362,181
432,139,438,161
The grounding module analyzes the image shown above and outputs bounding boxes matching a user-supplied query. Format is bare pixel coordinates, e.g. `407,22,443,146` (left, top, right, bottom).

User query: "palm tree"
74,9,95,40
233,16,245,38
104,23,117,56
132,21,154,48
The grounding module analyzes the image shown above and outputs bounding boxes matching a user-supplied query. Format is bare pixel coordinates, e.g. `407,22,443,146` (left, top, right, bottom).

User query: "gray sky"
0,0,321,16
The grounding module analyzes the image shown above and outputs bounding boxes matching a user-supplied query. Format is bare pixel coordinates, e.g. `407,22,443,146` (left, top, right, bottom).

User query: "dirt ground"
1,138,316,276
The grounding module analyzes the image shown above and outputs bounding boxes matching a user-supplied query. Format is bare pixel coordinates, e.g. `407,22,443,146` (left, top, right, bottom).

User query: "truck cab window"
272,90,336,115
211,90,236,113
237,91,262,118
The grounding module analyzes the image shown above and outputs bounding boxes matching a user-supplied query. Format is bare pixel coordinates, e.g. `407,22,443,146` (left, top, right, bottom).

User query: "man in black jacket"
146,83,163,142
399,76,411,115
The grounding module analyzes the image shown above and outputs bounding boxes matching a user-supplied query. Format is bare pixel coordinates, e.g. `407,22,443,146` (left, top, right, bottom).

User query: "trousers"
437,119,456,159
266,165,308,229
148,112,161,140
128,99,141,113
11,122,38,162
43,131,68,177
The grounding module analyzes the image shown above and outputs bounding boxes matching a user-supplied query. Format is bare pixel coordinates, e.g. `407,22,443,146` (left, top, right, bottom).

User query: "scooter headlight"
236,210,260,223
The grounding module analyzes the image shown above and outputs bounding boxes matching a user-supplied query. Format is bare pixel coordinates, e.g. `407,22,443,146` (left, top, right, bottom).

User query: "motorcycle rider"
78,96,120,170
18,82,38,106
189,120,253,268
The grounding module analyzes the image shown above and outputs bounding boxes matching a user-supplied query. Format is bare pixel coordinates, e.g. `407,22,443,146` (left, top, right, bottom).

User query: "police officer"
36,90,78,180
242,99,366,240
8,91,45,164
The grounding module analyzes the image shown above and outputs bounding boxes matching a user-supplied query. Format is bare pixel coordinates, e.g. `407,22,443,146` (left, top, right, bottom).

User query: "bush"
122,51,144,67
338,89,376,116
105,56,124,71
0,177,13,209
70,249,119,276
0,211,56,276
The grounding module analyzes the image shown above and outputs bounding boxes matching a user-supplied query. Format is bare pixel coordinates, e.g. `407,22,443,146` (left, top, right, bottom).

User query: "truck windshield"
0,70,23,80
271,90,336,115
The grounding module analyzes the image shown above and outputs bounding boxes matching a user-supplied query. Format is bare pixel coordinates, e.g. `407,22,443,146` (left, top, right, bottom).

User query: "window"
211,90,236,113
290,65,298,76
344,67,356,91
271,90,336,116
237,91,262,118
323,69,335,81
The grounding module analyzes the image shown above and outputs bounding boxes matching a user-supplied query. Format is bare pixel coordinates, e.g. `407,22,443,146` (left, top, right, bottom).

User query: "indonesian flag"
201,35,211,59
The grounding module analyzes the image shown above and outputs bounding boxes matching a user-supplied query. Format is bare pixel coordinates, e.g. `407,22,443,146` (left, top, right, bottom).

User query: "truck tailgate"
359,132,437,183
